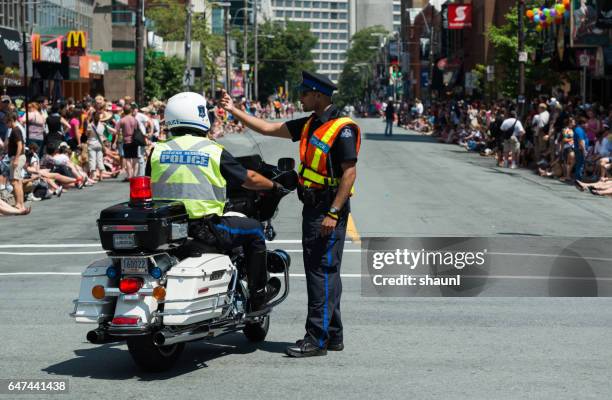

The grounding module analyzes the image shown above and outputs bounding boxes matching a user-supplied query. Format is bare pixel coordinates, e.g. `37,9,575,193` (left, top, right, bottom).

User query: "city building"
0,0,101,99
354,0,401,34
270,0,352,82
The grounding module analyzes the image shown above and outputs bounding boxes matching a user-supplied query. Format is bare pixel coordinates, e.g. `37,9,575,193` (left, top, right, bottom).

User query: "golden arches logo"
66,31,86,49
31,34,41,61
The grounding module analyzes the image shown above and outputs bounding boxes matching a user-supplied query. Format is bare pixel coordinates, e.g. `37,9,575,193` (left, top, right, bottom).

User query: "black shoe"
249,277,281,312
327,342,344,351
286,339,327,358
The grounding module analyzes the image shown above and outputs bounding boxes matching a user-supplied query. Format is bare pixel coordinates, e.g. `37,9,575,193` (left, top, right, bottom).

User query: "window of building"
313,11,320,18
295,10,302,17
393,4,400,12
313,1,320,7
330,43,338,50
330,12,338,19
304,1,312,7
339,33,347,40
339,23,347,30
322,32,329,39
322,53,329,60
312,21,320,28
338,2,347,9
330,2,338,9
295,1,302,7
322,22,329,29
330,53,338,60
322,42,329,49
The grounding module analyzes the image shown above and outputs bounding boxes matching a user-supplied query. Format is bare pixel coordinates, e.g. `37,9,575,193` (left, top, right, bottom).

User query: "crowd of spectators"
0,92,302,217
380,94,612,196
0,94,166,216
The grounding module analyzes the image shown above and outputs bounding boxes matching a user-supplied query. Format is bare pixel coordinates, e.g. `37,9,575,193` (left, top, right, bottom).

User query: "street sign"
579,54,590,68
518,52,528,63
183,69,195,86
486,65,494,74
242,63,250,71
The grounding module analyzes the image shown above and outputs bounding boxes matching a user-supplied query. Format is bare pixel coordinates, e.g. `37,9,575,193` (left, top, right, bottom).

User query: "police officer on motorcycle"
146,92,285,312
220,72,361,357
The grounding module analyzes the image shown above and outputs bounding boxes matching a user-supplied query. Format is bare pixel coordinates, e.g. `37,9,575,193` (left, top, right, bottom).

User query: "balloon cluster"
525,0,570,32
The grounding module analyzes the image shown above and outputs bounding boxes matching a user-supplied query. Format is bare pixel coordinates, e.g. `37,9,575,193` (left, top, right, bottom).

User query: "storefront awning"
93,50,164,70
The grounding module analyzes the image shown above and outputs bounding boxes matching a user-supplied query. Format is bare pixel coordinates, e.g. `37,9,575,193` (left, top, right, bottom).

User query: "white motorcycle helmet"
164,92,211,134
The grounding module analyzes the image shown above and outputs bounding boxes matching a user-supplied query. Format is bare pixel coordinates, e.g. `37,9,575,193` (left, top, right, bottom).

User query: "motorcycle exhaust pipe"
86,329,121,344
153,325,211,347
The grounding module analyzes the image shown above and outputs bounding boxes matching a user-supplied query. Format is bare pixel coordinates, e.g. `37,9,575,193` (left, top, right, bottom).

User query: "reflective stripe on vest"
298,116,361,189
150,135,226,219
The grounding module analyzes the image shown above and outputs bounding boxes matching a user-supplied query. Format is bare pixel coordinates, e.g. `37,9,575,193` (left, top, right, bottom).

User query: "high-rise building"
270,0,352,82
355,0,401,34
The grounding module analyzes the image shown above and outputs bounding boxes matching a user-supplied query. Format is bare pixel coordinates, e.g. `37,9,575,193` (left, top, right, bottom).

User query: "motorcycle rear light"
106,266,118,279
149,266,162,279
92,285,105,299
129,176,152,205
152,286,166,301
119,278,143,294
112,317,141,325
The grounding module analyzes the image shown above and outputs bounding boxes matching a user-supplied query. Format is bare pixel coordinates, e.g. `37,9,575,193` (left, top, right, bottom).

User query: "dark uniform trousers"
302,204,348,348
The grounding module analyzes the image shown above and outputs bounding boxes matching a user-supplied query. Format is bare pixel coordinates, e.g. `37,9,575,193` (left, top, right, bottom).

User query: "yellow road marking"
347,213,361,243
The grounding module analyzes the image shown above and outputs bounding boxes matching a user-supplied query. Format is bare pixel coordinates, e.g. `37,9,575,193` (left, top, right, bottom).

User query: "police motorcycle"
70,155,297,372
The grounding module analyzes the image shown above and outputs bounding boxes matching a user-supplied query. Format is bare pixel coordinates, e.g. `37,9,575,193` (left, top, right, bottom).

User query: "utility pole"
518,0,526,119
20,0,29,142
254,0,259,101
135,0,145,104
243,0,248,99
429,4,434,106
184,0,193,91
224,5,231,93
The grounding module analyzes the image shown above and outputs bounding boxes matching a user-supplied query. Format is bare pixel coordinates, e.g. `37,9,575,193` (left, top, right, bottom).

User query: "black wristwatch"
329,206,340,215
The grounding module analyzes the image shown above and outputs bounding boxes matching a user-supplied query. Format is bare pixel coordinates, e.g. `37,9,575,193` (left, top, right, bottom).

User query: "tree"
337,25,389,107
146,1,225,94
144,50,185,101
234,20,317,101
485,2,563,98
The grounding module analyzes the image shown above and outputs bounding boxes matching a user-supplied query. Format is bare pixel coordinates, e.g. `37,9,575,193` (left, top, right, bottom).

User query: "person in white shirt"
501,110,526,169
532,103,550,162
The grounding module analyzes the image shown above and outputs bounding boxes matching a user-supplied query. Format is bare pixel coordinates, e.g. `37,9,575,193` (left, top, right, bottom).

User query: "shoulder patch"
340,128,353,138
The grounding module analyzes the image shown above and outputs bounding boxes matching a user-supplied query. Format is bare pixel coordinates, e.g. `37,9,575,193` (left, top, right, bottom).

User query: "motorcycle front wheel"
243,315,270,342
127,335,185,372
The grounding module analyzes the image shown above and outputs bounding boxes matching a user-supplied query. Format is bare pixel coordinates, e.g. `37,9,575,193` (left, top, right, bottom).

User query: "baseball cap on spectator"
111,104,121,112
1,95,11,103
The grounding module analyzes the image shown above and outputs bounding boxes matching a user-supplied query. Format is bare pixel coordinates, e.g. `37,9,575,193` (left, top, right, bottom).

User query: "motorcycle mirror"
277,157,295,172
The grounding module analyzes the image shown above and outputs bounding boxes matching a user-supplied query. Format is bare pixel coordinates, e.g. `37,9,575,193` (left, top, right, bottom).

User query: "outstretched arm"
219,90,292,139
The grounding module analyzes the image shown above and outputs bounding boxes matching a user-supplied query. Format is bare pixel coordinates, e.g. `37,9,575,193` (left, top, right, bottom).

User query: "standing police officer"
220,71,360,357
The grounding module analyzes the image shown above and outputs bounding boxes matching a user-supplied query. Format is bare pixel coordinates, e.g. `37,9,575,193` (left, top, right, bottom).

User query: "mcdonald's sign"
31,33,41,61
66,31,86,55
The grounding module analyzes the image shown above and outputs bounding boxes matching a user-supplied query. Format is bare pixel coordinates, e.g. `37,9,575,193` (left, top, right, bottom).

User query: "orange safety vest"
298,116,361,189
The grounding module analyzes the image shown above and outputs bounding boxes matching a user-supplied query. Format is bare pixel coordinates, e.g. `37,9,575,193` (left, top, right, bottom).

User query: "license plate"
113,233,136,249
121,257,148,274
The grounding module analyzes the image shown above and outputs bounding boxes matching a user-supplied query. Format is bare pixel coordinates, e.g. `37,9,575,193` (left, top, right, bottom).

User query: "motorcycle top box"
98,200,189,253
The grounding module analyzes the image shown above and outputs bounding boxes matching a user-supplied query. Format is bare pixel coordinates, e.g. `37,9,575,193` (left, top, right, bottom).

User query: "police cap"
299,71,337,97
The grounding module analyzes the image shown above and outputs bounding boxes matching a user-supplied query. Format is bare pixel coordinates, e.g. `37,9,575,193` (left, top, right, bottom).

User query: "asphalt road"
1,117,611,399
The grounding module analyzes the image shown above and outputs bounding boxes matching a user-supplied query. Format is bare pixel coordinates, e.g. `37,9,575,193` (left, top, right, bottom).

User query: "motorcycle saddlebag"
98,201,189,252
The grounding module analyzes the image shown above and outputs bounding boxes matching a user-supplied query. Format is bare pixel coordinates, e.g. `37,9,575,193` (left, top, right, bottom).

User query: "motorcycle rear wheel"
243,315,270,342
127,335,185,372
